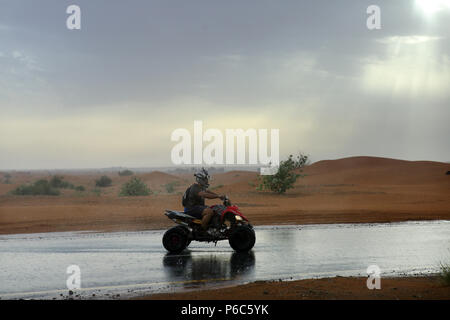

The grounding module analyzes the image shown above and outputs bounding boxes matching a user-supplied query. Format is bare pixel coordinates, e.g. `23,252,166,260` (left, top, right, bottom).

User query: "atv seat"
165,209,185,216
165,210,202,224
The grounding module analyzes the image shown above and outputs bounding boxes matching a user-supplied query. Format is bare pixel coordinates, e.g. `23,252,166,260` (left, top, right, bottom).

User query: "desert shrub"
118,169,134,176
164,181,179,193
75,185,85,192
11,179,60,196
95,175,112,187
50,175,74,189
257,154,309,194
439,262,450,286
33,179,59,195
120,177,151,196
3,173,12,184
50,175,64,188
11,185,30,195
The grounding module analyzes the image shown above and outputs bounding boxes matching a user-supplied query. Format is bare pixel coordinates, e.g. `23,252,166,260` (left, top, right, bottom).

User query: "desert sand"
0,156,449,235
141,276,450,300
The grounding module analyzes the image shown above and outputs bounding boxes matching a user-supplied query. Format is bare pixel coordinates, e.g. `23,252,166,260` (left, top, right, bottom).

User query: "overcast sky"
1,0,449,169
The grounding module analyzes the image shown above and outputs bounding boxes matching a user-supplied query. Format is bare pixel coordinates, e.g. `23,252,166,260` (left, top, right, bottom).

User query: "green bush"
50,175,74,189
75,185,85,192
95,175,112,187
11,179,60,196
257,154,309,194
118,169,134,176
120,177,151,196
164,181,179,193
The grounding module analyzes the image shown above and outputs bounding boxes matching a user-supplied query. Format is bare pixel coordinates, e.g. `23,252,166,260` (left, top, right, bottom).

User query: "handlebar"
222,195,231,206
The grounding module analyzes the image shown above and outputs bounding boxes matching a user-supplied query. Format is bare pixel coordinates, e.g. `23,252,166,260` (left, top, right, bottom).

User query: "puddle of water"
0,220,449,299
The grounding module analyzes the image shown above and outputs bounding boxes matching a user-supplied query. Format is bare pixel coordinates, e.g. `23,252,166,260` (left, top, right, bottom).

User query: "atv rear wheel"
228,225,255,252
163,226,189,253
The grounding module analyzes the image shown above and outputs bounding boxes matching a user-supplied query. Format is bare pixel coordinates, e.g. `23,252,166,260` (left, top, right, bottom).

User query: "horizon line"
1,155,448,172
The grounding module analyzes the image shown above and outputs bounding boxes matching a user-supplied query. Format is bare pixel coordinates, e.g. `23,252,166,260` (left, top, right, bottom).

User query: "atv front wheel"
228,226,255,252
163,226,189,253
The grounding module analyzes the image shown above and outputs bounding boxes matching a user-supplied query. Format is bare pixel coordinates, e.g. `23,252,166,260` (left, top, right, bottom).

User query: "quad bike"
162,196,255,253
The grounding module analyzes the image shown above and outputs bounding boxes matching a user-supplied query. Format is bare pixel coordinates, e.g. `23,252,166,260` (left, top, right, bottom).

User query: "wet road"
0,220,449,299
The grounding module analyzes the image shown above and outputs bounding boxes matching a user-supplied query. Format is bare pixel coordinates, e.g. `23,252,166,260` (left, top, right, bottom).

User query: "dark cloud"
0,0,449,168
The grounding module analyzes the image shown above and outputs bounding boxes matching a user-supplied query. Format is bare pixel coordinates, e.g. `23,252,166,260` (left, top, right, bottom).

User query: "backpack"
182,185,191,207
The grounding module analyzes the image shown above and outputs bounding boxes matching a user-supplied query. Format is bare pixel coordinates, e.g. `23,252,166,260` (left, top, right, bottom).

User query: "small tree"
95,175,112,187
258,154,309,194
120,177,151,196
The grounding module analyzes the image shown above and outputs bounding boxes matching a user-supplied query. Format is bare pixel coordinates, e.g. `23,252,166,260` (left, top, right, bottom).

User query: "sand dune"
304,156,450,185
140,171,181,183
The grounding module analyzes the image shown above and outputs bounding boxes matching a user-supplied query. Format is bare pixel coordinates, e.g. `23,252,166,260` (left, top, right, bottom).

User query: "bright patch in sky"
363,36,449,97
416,0,450,15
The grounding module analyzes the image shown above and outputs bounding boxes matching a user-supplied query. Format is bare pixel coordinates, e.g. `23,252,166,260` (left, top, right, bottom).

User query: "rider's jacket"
182,183,205,208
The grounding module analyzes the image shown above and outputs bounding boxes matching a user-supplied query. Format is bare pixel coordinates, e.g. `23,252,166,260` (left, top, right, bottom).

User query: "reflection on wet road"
163,251,255,285
0,220,449,299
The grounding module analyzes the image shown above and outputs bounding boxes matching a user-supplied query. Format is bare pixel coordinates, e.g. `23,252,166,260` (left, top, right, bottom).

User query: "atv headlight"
235,215,243,221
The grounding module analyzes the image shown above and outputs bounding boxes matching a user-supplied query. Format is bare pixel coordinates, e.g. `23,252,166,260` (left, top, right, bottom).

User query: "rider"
182,168,225,233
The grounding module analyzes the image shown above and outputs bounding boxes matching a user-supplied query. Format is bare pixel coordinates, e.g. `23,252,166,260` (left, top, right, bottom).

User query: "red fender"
220,205,249,222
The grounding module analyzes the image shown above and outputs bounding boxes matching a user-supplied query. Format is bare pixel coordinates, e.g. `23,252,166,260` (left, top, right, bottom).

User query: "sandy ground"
140,276,450,300
1,156,449,235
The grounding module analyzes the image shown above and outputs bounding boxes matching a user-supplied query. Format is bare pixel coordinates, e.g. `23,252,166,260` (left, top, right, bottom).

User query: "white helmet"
194,167,210,188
